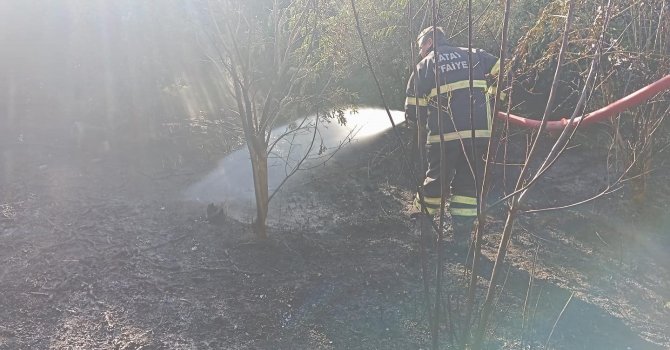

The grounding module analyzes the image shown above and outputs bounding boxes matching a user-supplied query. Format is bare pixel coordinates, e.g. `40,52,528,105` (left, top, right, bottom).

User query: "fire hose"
496,74,670,131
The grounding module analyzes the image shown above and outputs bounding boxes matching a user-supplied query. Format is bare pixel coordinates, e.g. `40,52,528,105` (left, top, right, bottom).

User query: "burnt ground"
1,121,669,350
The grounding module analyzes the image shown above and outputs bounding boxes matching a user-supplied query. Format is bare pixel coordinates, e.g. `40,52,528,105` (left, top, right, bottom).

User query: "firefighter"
406,26,500,250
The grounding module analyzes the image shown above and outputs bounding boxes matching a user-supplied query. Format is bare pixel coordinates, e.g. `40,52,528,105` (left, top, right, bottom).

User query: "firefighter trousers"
413,138,489,240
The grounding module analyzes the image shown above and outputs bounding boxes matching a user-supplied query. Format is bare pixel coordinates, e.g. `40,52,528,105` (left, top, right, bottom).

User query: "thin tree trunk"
249,135,269,239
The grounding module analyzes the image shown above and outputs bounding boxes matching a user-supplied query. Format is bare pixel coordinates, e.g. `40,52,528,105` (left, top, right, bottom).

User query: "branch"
473,2,577,348
483,0,614,215
522,185,622,214
261,0,320,138
268,111,319,202
519,0,613,203
266,114,311,155
267,113,357,202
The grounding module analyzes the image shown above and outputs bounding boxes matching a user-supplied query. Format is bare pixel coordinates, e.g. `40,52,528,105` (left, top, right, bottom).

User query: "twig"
594,230,609,246
521,244,540,348
544,291,574,350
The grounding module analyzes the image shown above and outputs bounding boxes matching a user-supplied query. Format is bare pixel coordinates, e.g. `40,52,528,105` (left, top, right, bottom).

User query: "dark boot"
451,217,474,258
411,213,435,243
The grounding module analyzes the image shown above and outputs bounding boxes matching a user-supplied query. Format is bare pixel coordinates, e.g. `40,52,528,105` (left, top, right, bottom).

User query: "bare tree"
195,0,346,238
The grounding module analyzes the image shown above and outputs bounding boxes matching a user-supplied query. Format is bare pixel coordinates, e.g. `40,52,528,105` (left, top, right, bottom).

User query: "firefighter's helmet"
416,26,447,47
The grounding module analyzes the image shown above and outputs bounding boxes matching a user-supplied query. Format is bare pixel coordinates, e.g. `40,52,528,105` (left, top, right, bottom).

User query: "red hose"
497,74,670,131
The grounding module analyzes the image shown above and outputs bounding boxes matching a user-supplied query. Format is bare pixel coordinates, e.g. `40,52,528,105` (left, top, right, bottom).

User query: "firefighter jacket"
405,44,500,144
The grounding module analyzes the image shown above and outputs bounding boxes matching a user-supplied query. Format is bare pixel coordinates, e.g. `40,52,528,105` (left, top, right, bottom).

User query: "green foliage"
509,0,669,119
503,0,668,203
315,0,411,108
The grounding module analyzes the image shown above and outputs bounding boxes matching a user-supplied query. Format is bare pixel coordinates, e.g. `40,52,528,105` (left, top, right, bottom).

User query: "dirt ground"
1,121,669,349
